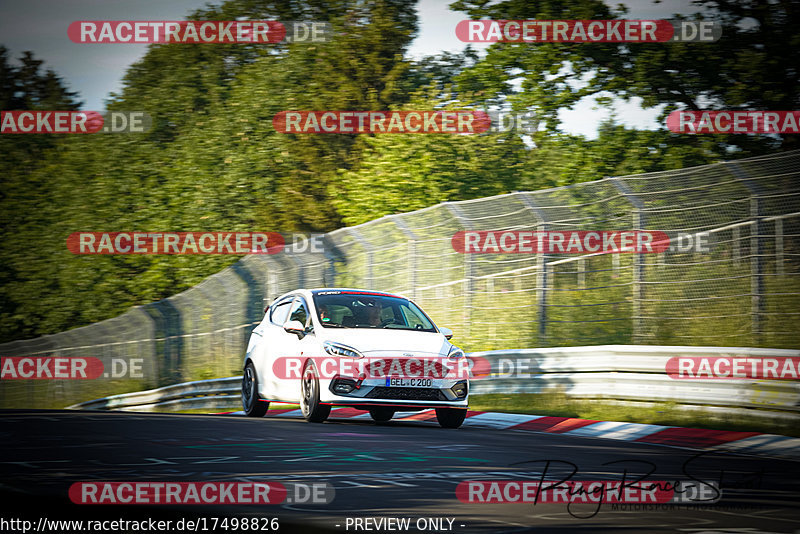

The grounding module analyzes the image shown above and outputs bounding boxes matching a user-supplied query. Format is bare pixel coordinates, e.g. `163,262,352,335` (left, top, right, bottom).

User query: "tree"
522,120,732,189
0,0,424,341
450,0,794,151
333,91,527,226
0,48,83,342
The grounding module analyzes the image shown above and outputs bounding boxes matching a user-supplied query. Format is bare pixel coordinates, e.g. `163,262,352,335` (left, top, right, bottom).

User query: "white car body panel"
244,288,469,410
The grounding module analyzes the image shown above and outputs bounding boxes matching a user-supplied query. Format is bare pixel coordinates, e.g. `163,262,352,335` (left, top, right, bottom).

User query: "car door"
256,296,294,400
271,296,317,402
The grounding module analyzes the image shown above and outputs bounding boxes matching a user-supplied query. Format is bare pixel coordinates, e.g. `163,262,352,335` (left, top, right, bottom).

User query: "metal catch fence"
2,150,799,408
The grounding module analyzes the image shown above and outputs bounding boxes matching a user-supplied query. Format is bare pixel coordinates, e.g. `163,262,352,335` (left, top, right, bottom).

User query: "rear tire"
369,407,395,422
242,362,268,417
300,360,331,423
435,408,466,428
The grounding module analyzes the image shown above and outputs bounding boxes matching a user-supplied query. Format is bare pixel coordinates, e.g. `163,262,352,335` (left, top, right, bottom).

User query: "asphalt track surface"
2,409,799,533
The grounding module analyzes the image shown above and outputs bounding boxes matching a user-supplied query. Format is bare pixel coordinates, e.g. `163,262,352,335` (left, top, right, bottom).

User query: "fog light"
451,381,468,398
331,378,357,395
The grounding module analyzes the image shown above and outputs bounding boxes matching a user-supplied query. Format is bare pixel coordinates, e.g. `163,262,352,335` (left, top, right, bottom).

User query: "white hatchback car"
241,288,469,428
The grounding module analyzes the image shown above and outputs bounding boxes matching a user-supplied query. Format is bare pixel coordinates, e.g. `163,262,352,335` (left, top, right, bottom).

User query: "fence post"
126,306,159,388
611,178,646,343
775,217,784,276
347,229,373,290
211,269,248,373
145,299,183,386
321,233,344,288
231,256,268,334
444,203,473,338
287,252,306,289
266,258,279,304
577,258,586,288
389,215,418,300
728,162,764,345
519,194,550,345
733,226,741,264
195,281,220,374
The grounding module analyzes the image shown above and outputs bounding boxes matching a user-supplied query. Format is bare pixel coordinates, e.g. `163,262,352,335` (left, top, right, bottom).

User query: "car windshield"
312,291,437,332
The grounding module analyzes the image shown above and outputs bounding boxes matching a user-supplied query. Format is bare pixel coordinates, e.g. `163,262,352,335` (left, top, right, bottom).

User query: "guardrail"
469,345,800,413
67,345,800,416
67,377,241,412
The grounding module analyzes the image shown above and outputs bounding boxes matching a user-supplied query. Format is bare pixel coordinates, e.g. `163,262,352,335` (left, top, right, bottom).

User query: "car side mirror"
284,320,306,337
439,327,453,340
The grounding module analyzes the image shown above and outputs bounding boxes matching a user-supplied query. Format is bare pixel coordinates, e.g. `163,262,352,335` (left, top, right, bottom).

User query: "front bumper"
319,376,469,409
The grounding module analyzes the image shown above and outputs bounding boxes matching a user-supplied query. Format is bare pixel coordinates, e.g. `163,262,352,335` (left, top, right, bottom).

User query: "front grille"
365,387,446,401
365,359,447,378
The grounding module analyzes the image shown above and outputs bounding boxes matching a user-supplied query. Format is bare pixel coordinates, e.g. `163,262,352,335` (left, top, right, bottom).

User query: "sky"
0,0,703,138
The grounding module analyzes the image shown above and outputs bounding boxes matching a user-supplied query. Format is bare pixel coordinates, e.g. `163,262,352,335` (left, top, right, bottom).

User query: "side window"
270,299,292,326
381,304,396,323
400,304,429,329
288,298,310,328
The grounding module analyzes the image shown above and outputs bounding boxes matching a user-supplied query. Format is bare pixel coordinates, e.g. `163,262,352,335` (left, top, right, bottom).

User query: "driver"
364,299,383,326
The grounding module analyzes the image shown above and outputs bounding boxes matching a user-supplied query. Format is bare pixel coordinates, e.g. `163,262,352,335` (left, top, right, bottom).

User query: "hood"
318,328,451,355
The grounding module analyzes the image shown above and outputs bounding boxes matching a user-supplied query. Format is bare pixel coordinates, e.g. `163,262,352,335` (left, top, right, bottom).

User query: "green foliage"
451,0,793,151
469,393,800,437
1,0,796,346
0,0,423,342
523,121,731,188
333,92,527,226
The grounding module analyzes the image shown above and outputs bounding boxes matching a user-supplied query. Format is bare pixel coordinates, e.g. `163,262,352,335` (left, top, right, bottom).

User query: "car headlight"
323,341,364,359
451,380,468,398
447,345,465,360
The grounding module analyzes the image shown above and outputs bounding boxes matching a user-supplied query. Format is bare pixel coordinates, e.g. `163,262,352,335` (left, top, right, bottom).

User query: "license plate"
387,378,433,388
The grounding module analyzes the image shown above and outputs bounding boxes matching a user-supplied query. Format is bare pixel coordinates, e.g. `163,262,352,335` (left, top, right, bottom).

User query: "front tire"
436,408,466,428
242,362,269,417
369,407,395,422
300,360,331,423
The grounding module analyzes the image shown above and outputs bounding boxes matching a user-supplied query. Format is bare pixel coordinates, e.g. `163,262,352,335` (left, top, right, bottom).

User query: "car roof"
272,288,409,303
310,288,405,298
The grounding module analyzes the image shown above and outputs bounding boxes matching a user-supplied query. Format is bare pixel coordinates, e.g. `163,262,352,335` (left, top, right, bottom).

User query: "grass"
172,403,300,415
468,391,800,438
163,393,798,439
